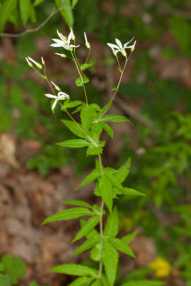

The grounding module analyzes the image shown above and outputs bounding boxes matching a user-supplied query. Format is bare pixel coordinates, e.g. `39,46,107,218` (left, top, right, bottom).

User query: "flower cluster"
107,38,136,57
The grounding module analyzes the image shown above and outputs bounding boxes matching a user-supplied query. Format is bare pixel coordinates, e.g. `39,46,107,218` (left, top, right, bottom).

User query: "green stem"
98,154,104,279
71,50,88,105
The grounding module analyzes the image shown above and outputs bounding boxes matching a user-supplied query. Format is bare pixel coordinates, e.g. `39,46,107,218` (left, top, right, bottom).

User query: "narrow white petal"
45,93,57,99
52,99,58,111
84,32,91,49
115,38,123,49
107,43,119,50
25,57,33,68
27,57,42,69
55,53,67,58
57,30,67,42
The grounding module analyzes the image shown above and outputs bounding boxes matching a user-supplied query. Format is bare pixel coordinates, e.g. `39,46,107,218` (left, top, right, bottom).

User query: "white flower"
107,38,136,57
45,91,70,111
25,56,42,70
84,32,91,49
51,29,79,51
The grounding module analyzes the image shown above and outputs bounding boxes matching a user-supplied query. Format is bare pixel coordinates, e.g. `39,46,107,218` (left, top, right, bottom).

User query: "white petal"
45,93,57,99
115,38,123,49
51,99,58,111
57,30,67,42
84,32,91,49
27,57,42,69
58,91,70,100
55,52,67,58
68,28,75,42
107,43,119,50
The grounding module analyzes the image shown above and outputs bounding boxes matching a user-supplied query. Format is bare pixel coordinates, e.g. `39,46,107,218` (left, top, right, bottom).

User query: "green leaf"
86,143,104,156
62,120,85,138
72,0,79,8
80,62,94,71
75,75,90,87
75,233,99,255
34,0,44,6
123,281,164,286
111,238,135,257
74,216,99,241
104,207,119,238
103,241,119,286
29,282,39,286
19,0,32,24
98,176,113,212
121,232,137,244
90,243,102,262
122,188,145,197
80,104,99,131
99,114,128,123
52,264,97,277
116,158,131,183
0,274,11,286
62,100,82,111
64,199,91,208
58,139,89,148
69,277,93,286
55,0,74,27
80,169,99,188
2,255,27,284
43,207,92,224
0,0,17,31
103,124,113,138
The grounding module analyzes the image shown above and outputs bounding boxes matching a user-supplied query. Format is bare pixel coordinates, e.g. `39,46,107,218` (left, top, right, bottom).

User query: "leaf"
62,120,85,138
123,281,164,286
0,274,11,286
98,176,113,212
34,0,44,6
116,158,131,183
104,124,113,138
29,282,39,286
69,277,93,286
80,104,98,131
75,75,90,87
86,143,104,156
80,62,94,71
111,238,135,257
90,243,102,262
75,233,99,255
74,216,99,241
52,264,97,277
55,0,74,27
64,199,91,208
43,207,92,224
2,255,27,284
58,139,89,148
62,100,82,111
99,114,129,123
103,241,119,286
72,0,79,8
80,169,99,188
104,207,119,238
19,0,32,24
122,188,145,197
0,0,17,31
121,232,137,244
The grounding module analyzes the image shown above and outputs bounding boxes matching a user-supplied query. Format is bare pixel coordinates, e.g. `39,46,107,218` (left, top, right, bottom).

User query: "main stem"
98,154,104,278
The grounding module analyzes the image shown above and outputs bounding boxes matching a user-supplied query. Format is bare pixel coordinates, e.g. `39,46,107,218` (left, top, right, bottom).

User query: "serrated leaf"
103,241,119,286
122,188,145,197
55,0,74,27
123,281,164,286
19,0,31,24
104,207,119,238
80,169,99,188
43,207,92,224
64,199,91,208
74,216,99,241
52,264,97,277
58,139,89,148
116,158,131,183
62,120,85,138
75,75,90,87
69,277,93,286
111,238,135,257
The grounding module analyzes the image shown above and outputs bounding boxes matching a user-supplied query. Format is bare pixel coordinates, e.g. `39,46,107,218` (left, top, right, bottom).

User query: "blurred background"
0,0,191,285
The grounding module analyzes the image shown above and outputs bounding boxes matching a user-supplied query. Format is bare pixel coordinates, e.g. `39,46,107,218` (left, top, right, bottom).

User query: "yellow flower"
149,257,171,278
